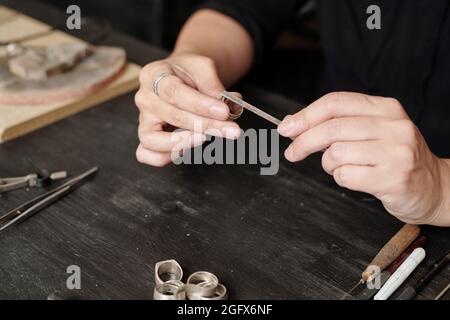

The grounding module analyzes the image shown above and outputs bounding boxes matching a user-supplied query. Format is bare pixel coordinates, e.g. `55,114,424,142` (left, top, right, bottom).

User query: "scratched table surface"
0,0,448,300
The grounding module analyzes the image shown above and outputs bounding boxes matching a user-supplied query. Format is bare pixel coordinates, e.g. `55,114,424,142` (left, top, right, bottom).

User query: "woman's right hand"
134,53,241,167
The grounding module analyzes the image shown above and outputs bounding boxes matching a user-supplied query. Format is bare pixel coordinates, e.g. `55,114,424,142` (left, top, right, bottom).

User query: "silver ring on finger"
152,72,175,97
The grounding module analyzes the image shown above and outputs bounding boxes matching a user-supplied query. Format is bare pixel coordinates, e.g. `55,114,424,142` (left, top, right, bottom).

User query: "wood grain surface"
0,0,448,300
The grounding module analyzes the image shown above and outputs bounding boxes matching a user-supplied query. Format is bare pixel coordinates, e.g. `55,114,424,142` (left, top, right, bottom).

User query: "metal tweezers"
221,91,281,126
0,166,98,234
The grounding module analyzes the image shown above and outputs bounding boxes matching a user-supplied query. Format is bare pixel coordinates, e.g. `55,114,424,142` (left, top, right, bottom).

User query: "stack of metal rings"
153,259,228,300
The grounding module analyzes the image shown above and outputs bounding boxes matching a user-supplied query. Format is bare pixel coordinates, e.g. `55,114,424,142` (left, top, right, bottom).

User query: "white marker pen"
374,247,426,300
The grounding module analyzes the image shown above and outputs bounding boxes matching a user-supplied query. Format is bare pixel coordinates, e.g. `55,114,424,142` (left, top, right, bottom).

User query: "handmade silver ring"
154,259,183,285
153,280,186,300
186,271,219,299
197,283,227,300
152,72,175,96
220,92,244,121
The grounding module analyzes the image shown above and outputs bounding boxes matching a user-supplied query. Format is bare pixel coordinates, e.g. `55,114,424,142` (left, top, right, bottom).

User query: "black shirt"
199,0,450,157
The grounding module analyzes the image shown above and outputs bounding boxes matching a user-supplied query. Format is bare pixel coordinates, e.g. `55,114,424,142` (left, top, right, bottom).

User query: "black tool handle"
397,286,417,300
416,251,449,291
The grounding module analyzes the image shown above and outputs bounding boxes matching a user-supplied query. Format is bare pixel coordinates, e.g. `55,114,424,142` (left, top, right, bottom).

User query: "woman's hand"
278,92,450,226
134,53,241,167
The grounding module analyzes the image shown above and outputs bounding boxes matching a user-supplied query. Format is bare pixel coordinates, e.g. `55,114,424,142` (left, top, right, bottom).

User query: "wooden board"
0,6,141,143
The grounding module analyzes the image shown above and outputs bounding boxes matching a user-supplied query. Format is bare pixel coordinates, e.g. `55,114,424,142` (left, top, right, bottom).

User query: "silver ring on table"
152,72,175,97
154,259,183,285
153,280,186,300
186,271,219,299
196,283,227,300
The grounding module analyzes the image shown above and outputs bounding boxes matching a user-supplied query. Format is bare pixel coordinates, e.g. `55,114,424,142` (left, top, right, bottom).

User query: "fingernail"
210,105,229,118
223,127,241,139
278,115,295,136
285,146,295,161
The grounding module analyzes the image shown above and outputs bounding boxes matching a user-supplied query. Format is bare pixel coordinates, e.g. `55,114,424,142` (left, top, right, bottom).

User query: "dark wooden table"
0,0,448,300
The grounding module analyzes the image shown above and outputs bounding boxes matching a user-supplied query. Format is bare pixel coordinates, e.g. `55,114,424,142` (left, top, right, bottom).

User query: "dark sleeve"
197,0,304,63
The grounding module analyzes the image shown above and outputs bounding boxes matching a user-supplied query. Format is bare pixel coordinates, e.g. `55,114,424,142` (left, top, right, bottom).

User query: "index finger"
277,92,405,138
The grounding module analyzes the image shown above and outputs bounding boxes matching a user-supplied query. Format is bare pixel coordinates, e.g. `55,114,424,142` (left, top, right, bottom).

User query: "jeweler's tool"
374,247,426,300
220,91,330,152
349,235,427,300
346,224,420,297
0,170,67,194
0,166,98,233
396,251,449,300
221,91,281,126
434,282,450,300
361,224,420,283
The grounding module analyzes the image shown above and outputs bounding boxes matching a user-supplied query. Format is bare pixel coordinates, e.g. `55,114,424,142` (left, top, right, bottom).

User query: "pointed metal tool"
343,225,427,300
0,166,98,233
221,91,281,126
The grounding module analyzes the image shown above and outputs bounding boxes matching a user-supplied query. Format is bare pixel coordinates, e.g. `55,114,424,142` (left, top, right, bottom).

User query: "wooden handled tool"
361,224,420,282
348,235,427,300
385,235,427,274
